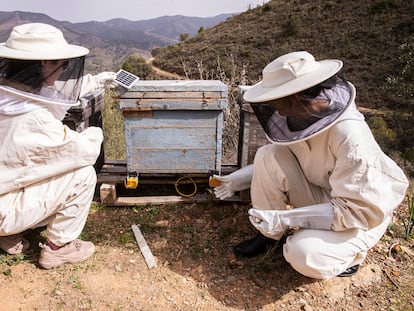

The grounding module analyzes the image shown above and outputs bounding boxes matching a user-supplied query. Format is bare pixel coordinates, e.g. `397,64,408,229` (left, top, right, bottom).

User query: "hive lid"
124,80,227,93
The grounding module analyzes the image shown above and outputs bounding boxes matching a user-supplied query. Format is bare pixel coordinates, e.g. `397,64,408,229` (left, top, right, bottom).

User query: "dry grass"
101,89,126,161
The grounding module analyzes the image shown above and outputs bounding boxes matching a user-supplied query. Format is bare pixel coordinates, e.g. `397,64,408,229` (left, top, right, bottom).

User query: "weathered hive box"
239,103,269,165
63,89,105,172
237,86,268,166
119,80,227,174
63,90,104,132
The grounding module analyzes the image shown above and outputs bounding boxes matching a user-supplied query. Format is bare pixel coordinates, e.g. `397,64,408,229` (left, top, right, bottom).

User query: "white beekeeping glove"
80,72,117,97
212,164,253,199
94,71,118,89
248,203,334,238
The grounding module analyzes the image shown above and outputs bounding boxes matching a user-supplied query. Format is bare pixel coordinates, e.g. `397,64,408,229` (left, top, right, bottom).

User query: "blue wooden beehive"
119,80,227,175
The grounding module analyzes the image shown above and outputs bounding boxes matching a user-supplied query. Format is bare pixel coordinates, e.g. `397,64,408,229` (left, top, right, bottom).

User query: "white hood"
0,86,77,120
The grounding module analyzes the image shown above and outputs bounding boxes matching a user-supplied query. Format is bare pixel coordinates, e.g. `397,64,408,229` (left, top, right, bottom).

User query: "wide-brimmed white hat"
0,23,89,60
244,51,343,103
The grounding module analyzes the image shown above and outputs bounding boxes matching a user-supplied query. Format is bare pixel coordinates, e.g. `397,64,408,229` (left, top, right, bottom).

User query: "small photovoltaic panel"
115,69,139,89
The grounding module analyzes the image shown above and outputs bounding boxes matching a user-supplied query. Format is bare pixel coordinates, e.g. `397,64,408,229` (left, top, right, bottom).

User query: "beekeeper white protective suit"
0,23,116,267
0,89,103,242
214,51,408,279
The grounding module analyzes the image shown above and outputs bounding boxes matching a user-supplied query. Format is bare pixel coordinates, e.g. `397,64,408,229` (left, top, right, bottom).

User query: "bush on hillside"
121,55,153,79
367,116,396,154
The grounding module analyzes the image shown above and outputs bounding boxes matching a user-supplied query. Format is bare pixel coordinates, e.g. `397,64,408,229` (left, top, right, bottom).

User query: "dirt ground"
0,194,413,311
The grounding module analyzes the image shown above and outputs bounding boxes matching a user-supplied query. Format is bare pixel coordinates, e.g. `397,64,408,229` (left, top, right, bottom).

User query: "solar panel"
114,69,139,89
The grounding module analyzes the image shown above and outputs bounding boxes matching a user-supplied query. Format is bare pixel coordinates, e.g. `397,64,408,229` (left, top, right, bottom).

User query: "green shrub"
284,15,301,36
121,55,153,79
368,116,396,153
180,33,189,41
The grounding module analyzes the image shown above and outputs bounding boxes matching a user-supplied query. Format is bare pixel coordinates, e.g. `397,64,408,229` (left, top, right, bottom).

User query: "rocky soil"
0,200,413,311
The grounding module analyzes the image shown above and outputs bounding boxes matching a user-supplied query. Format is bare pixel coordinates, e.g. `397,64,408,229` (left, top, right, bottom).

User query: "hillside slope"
152,0,414,109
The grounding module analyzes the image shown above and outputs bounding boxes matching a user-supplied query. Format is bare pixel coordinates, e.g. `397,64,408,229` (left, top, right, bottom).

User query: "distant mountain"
0,11,231,73
69,15,231,44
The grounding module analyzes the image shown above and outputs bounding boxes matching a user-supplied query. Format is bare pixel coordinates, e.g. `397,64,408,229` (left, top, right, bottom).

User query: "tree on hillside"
180,33,190,41
121,55,153,79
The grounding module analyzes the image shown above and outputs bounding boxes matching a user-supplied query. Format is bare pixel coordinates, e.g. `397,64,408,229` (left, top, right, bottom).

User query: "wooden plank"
120,98,226,111
113,194,247,206
121,91,225,99
125,80,227,93
97,174,125,184
98,175,211,185
105,160,127,166
114,195,209,206
97,168,212,185
99,166,128,174
122,111,153,118
131,224,157,269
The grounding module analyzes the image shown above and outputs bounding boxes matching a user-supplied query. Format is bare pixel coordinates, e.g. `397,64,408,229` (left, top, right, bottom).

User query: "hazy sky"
2,0,270,22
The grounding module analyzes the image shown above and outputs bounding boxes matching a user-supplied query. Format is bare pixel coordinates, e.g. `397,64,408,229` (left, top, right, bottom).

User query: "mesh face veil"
0,56,85,106
250,76,355,144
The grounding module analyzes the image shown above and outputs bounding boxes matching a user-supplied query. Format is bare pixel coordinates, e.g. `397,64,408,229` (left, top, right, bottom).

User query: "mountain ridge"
0,10,231,73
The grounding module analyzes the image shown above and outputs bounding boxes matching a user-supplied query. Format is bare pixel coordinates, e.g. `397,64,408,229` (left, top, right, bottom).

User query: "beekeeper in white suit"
0,23,117,269
214,51,408,279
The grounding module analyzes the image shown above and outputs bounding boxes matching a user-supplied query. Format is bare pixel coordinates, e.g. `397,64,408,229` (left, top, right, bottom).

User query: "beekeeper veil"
0,23,89,119
243,51,361,144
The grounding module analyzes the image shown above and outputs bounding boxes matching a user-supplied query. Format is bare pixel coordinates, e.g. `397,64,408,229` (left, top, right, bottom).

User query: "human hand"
248,208,286,238
212,165,253,200
94,71,117,89
212,174,235,199
249,203,335,237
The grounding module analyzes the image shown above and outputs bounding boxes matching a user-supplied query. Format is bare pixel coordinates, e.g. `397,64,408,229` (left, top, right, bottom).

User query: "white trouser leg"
0,166,96,245
283,216,390,279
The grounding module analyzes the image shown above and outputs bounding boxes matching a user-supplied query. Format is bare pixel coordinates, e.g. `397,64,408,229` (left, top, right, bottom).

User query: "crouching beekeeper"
213,51,409,279
0,23,116,268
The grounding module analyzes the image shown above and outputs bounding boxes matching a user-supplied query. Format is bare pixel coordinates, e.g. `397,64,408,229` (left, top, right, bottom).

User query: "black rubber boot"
234,234,279,258
337,264,360,277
